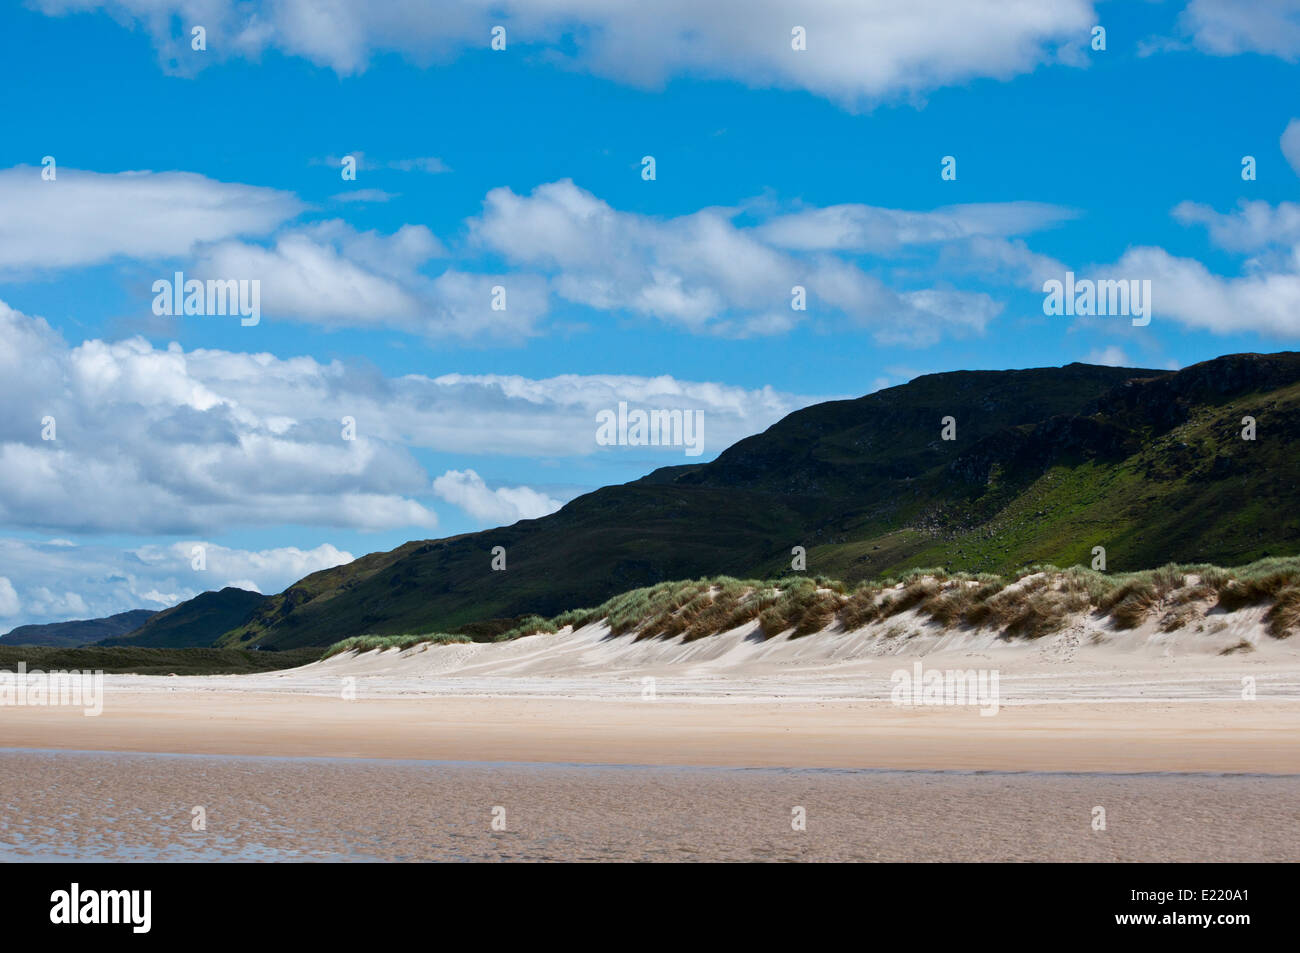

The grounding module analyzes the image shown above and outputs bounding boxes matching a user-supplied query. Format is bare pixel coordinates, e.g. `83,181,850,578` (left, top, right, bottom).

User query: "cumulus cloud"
1115,244,1300,337
756,202,1076,253
1112,195,1300,336
1173,200,1300,253
130,540,354,588
1059,190,1300,338
470,179,1009,343
0,167,301,274
0,300,439,533
35,0,1096,105
0,299,829,534
0,537,353,630
0,161,1054,345
0,577,19,617
197,220,549,341
1174,0,1300,59
432,469,563,525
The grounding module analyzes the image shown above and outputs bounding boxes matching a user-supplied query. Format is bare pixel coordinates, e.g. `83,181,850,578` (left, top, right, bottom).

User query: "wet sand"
2,749,1295,862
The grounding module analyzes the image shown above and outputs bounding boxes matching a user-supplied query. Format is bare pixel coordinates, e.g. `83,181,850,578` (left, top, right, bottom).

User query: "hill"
101,588,268,648
1,608,157,647
210,352,1300,649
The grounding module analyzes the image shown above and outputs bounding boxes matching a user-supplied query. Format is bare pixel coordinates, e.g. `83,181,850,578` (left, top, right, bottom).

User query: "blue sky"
2,0,1300,628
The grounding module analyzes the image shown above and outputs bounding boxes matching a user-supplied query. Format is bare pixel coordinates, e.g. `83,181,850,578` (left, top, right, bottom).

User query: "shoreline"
3,744,1297,778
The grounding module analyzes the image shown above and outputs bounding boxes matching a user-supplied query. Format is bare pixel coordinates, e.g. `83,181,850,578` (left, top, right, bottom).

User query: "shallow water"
1,749,1295,862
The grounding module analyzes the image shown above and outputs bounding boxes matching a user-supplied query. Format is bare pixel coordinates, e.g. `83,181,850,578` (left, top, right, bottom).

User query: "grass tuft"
322,632,471,659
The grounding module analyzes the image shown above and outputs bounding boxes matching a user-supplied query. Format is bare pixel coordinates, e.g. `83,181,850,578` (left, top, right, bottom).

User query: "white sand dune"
4,600,1297,773
101,601,1300,704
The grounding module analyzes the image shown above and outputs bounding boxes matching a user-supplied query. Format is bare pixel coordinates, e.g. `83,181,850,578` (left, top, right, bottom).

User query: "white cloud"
759,202,1074,294
198,220,549,341
471,179,1007,343
0,577,19,617
0,538,352,630
940,235,1070,290
757,202,1075,252
0,163,1042,345
0,167,301,273
1282,118,1300,177
0,299,830,534
0,300,439,534
132,540,353,586
36,0,1097,105
1173,199,1300,252
23,587,89,619
1116,244,1300,337
432,469,563,525
1087,346,1131,367
418,372,831,456
1121,193,1300,336
1174,0,1300,59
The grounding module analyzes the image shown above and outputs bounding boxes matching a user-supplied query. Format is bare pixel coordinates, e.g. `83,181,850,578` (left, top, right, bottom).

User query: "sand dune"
2,608,1297,774
219,602,1300,702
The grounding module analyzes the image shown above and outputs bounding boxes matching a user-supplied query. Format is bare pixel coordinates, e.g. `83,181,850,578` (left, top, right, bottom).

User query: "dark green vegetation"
79,350,1295,650
1,609,157,647
0,645,320,675
100,588,268,648
323,556,1300,658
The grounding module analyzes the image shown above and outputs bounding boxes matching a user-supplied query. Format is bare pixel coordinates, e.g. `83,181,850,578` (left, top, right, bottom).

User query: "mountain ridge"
101,587,268,648
1,608,158,647
83,351,1300,650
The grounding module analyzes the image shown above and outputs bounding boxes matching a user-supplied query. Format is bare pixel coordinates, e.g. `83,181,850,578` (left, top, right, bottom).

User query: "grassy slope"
322,557,1300,658
219,363,1147,649
101,588,269,648
222,354,1300,649
853,377,1300,575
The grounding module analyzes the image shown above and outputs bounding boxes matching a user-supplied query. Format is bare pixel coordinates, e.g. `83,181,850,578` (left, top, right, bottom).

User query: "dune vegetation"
321,632,472,659
319,556,1300,659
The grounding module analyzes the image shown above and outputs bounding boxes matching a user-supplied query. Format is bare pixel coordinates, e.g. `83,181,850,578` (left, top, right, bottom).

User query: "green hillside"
206,352,1300,649
102,587,268,648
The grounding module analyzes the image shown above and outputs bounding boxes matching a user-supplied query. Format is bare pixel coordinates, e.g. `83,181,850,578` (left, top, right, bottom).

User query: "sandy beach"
3,619,1298,861
2,617,1298,773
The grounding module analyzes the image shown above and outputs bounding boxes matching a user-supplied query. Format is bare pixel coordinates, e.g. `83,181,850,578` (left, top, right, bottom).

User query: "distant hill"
138,351,1300,651
100,588,268,648
1,608,157,647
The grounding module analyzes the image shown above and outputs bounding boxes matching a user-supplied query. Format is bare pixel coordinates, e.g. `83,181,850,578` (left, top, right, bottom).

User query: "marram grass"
321,632,471,659
320,555,1300,659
